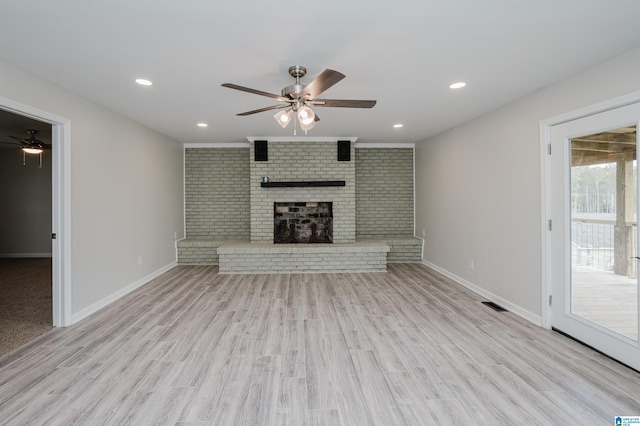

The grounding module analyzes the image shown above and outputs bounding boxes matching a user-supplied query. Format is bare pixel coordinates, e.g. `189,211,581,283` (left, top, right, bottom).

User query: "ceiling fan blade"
312,99,377,108
237,104,291,116
7,136,51,150
9,135,29,144
0,140,21,146
300,69,345,99
221,83,289,102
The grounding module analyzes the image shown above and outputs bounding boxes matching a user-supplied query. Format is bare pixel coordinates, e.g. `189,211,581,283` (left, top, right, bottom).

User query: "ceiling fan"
0,129,50,167
221,66,376,133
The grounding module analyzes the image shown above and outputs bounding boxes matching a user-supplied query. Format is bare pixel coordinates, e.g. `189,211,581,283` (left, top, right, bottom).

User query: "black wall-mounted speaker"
337,140,351,162
254,140,268,161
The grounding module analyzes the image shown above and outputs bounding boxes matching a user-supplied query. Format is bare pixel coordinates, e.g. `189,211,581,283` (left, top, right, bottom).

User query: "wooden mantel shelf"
260,180,346,188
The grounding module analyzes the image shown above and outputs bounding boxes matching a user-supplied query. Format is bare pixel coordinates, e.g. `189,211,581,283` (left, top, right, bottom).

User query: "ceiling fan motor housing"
282,84,305,101
282,65,309,103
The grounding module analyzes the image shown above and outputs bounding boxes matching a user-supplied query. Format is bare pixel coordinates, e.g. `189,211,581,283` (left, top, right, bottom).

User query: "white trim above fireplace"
247,136,358,143
183,142,251,149
182,140,415,149
355,143,415,149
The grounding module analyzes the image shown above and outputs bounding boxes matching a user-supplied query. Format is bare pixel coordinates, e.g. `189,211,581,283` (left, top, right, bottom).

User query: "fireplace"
274,202,333,244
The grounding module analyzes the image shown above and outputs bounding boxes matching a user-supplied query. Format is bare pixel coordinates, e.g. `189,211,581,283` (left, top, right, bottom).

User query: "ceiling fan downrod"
282,66,307,101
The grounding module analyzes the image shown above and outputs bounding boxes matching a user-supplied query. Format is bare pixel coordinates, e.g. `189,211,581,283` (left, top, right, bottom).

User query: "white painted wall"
0,148,52,256
415,46,640,322
0,60,184,319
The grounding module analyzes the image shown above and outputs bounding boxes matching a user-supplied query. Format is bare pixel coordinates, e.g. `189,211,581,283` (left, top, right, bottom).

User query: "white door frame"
0,96,72,327
540,90,640,329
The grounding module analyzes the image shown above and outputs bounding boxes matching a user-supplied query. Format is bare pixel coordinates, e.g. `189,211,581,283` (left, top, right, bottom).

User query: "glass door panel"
570,127,638,341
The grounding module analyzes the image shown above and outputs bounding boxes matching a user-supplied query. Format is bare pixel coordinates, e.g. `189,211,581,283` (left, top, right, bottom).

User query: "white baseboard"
71,261,177,325
421,260,542,326
0,253,52,258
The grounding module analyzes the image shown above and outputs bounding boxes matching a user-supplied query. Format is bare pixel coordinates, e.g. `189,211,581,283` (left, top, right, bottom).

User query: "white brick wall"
181,144,419,266
184,148,251,239
250,141,356,243
356,148,414,238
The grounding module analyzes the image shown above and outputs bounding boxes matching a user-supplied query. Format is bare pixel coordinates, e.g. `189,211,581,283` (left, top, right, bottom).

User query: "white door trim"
0,96,72,327
540,90,640,329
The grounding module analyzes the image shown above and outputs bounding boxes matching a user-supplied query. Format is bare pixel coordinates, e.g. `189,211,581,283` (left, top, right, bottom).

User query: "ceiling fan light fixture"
274,109,293,128
22,146,43,154
297,106,315,126
299,116,316,132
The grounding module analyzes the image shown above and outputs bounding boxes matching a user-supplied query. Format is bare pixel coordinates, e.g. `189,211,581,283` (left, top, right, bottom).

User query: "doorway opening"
0,110,53,356
0,96,72,348
543,94,640,371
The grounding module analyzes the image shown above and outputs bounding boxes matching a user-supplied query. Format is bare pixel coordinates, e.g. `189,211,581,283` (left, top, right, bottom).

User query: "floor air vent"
482,301,508,312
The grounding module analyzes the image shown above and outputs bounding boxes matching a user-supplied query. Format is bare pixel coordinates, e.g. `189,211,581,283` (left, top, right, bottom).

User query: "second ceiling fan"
221,66,376,133
0,129,50,167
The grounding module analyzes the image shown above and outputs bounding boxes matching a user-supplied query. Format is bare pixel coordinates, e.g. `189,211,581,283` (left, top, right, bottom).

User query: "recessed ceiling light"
393,124,404,128
135,78,153,86
449,82,466,89
197,122,208,128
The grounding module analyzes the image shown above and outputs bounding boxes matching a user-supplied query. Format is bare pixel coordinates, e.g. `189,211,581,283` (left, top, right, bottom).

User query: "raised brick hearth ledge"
217,241,390,274
177,237,422,270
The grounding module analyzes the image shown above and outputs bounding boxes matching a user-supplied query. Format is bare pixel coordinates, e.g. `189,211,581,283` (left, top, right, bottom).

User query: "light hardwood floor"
0,263,638,425
572,266,638,340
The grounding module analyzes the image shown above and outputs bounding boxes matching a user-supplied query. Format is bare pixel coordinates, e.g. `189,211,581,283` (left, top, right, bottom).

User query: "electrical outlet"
422,229,426,238
138,256,143,266
174,231,178,239
469,259,474,270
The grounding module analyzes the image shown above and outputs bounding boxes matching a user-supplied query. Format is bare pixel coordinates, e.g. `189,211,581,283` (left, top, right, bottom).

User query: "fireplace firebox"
274,202,333,244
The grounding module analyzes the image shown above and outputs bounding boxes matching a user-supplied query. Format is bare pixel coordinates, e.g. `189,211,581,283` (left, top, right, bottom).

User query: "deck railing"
572,217,637,277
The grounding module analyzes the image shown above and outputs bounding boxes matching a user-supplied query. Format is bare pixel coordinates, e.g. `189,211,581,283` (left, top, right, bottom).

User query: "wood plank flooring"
0,263,639,425
572,266,638,340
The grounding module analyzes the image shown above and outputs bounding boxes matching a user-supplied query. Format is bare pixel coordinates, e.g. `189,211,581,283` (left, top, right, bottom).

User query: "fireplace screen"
274,202,333,244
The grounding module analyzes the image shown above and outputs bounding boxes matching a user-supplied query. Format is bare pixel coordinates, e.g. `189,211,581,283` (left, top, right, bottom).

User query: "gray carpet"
0,258,53,357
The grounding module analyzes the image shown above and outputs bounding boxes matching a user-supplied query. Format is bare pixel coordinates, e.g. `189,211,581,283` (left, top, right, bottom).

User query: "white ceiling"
1,1,640,145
